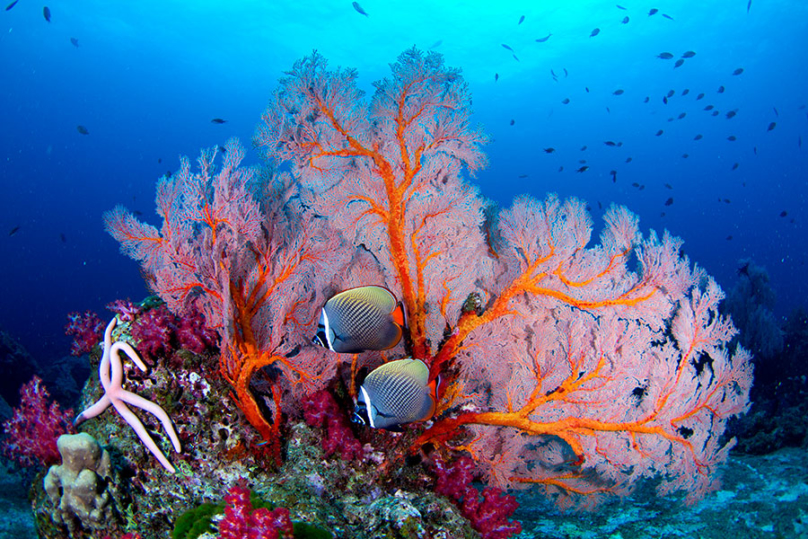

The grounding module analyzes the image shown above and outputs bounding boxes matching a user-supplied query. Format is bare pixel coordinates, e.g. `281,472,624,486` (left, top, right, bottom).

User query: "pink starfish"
75,317,182,473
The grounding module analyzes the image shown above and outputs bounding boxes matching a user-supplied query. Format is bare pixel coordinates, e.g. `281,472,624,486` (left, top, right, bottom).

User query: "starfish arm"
111,398,176,473
117,389,182,453
114,341,149,372
74,395,111,426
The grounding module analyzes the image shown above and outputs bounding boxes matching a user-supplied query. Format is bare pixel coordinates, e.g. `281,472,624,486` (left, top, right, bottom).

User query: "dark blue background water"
1,1,805,366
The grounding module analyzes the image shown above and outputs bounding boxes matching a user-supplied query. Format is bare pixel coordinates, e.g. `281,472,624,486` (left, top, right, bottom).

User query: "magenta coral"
0,376,74,467
65,310,104,356
432,455,522,539
302,390,364,461
219,484,294,539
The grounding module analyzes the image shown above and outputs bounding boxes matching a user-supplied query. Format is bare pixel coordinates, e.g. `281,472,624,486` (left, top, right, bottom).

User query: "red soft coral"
1,376,74,467
302,390,364,461
219,484,294,539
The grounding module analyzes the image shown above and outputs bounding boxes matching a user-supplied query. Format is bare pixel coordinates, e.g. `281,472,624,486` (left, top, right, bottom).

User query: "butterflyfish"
353,358,438,431
313,286,405,353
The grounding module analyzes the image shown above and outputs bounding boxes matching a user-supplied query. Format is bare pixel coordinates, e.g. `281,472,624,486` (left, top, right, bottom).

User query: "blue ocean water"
0,0,805,366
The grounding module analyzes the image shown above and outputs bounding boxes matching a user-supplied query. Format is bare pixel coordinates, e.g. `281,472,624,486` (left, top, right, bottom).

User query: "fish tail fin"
391,302,406,328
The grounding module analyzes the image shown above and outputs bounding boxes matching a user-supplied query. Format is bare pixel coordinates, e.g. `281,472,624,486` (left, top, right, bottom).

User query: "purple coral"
302,390,364,461
131,304,216,362
219,483,294,539
432,455,522,539
65,310,104,356
0,376,75,467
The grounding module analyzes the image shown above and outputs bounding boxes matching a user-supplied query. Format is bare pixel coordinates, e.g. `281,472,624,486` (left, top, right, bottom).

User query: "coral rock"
43,432,114,532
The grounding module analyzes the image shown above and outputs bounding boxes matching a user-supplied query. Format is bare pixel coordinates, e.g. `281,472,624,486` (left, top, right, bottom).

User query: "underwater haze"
0,0,806,363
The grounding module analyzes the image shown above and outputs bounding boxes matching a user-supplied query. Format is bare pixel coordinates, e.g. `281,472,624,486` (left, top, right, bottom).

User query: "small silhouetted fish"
562,98,570,104
733,67,744,75
76,125,89,135
559,166,564,172
665,183,673,189
732,163,739,170
5,0,18,10
563,68,568,77
726,110,737,119
43,6,51,22
674,59,685,68
662,13,673,20
694,134,703,140
712,110,720,116
723,198,731,203
509,119,515,126
656,129,664,136
580,145,588,151
747,0,752,12
617,141,623,147
682,153,689,158
610,170,617,182
536,34,552,43
606,106,611,113
586,87,590,93
218,145,227,154
678,112,686,119
667,89,675,98
663,96,668,104
590,28,600,37
518,15,525,25
70,37,79,47
577,166,589,173
605,141,616,146
696,93,705,100
727,135,737,141
658,52,674,59
613,89,624,95
718,85,725,93
727,235,733,240
495,73,499,82
211,118,227,124
518,174,528,178
780,210,788,217
682,89,690,96
773,107,779,117
767,122,776,131
60,233,66,243
644,96,650,103
501,43,514,52
543,147,556,153
754,146,758,154
579,159,587,164
429,40,443,49
617,4,627,9
622,16,629,24
632,182,640,187
668,117,675,122
649,8,658,15
664,197,673,206
682,51,696,58
704,105,714,111
351,1,368,16
158,157,162,163
9,226,20,236
626,156,633,163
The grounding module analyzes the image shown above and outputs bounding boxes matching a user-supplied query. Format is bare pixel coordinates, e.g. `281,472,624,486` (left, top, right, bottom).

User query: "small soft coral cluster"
128,303,217,362
302,390,364,461
219,484,294,539
65,310,104,356
1,376,75,467
432,455,522,539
